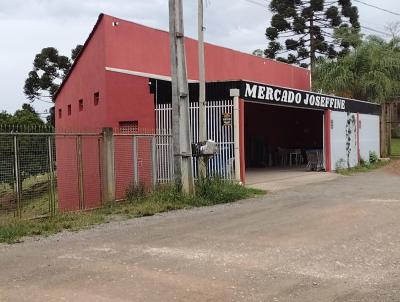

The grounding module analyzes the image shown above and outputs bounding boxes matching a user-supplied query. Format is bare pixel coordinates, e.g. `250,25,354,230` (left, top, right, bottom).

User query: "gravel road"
1,165,400,301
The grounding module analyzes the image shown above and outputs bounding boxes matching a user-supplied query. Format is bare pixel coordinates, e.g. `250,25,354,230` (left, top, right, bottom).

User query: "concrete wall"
359,114,380,161
330,111,358,169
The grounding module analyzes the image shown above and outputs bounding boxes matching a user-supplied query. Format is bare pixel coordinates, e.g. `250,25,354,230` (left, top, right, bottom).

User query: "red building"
55,14,380,211
54,13,311,210
55,14,310,132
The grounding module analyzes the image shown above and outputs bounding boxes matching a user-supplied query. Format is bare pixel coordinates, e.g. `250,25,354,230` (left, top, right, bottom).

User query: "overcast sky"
0,0,399,116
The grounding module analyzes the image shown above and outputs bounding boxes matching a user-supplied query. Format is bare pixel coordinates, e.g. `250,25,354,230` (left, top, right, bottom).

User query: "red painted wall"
324,110,332,172
102,14,310,91
105,71,155,129
56,20,107,132
55,19,107,211
55,14,311,210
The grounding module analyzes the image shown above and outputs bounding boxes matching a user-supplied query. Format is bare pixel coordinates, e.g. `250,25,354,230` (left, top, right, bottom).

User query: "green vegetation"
24,45,82,125
0,178,265,244
260,0,360,68
391,138,400,156
336,152,389,175
0,212,106,244
313,36,400,103
0,173,54,218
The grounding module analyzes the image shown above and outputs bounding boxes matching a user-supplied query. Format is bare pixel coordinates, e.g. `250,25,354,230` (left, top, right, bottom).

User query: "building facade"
55,14,381,211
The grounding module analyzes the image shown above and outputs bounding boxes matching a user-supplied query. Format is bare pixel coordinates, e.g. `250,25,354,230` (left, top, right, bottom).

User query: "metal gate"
156,100,235,180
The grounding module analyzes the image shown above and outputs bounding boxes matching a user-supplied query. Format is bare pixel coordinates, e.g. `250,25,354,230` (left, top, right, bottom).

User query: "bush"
359,157,368,167
335,158,347,171
369,151,378,164
195,176,260,205
125,182,146,200
0,221,28,243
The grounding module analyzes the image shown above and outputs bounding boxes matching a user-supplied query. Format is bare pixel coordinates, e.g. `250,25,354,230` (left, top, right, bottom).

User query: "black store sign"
240,81,381,115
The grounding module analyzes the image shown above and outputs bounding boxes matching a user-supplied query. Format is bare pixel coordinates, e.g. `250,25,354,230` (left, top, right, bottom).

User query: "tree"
0,104,48,189
71,44,83,61
264,0,361,68
23,44,83,126
10,103,45,126
313,36,400,103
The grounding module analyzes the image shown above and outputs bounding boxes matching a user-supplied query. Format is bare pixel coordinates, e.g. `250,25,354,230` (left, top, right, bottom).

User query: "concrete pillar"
230,89,241,183
102,128,115,202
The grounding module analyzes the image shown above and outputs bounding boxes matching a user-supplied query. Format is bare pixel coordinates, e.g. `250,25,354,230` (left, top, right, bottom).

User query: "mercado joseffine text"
243,83,346,111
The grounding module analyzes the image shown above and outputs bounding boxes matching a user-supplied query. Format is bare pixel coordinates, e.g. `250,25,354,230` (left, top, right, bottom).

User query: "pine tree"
23,44,83,126
264,0,361,68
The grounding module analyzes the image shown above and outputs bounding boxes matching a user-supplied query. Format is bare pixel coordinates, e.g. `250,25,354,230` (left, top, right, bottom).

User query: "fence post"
133,135,139,187
151,136,158,189
230,89,241,183
13,135,21,218
76,135,84,210
101,128,116,203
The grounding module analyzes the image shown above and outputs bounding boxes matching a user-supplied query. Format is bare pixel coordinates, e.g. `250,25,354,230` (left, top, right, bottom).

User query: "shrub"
125,182,146,200
0,221,28,243
335,158,347,171
369,151,378,164
195,176,259,205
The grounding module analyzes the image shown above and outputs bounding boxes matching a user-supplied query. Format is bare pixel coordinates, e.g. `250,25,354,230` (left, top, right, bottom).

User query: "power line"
244,0,268,8
361,25,391,37
353,0,400,17
243,0,392,38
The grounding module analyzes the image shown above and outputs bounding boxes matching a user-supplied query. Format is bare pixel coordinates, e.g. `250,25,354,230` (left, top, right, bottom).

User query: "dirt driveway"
1,165,400,301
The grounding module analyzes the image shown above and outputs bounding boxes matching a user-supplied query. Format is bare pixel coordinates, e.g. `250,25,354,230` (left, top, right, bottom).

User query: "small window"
94,92,100,106
58,109,62,119
79,99,84,112
68,104,72,116
119,121,138,133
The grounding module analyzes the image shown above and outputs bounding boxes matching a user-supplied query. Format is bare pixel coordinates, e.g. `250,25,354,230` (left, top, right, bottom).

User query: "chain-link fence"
113,130,173,200
0,132,56,220
0,127,173,220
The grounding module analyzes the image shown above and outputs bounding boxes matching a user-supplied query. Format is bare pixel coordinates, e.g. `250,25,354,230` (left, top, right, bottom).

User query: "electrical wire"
353,0,400,17
243,0,392,37
361,25,391,37
244,0,269,8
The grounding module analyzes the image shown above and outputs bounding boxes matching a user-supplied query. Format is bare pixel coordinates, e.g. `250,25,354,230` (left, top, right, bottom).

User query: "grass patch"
391,138,400,156
0,212,106,244
0,178,265,244
336,159,390,175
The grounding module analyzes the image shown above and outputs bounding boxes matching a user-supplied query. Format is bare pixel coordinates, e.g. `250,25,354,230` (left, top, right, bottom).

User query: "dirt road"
1,167,400,301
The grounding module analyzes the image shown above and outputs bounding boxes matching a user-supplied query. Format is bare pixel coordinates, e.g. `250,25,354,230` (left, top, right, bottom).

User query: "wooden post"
102,128,115,203
380,103,391,157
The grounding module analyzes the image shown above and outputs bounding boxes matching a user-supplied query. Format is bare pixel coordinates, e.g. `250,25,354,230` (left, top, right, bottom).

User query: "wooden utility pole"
169,0,194,193
198,0,207,177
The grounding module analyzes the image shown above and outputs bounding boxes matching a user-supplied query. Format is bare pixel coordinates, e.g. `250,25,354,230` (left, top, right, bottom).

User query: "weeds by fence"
0,123,235,222
0,127,174,221
0,178,264,243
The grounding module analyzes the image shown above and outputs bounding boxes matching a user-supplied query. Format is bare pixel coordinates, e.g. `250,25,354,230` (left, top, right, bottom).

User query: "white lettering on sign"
245,84,257,98
244,83,347,111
